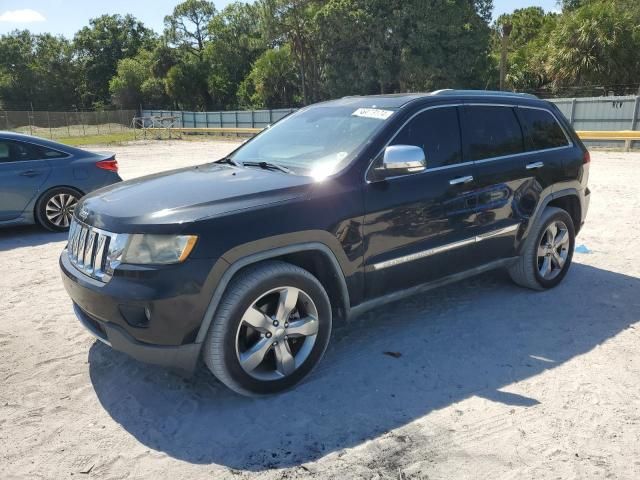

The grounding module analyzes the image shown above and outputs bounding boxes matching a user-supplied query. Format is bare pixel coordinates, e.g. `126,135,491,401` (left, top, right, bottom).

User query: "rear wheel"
509,206,575,290
203,261,332,396
35,187,81,232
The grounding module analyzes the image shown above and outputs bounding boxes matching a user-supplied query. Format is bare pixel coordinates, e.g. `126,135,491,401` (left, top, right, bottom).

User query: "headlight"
120,234,198,265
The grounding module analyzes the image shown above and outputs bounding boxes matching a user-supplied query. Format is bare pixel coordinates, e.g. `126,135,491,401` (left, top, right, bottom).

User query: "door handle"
449,175,474,185
19,170,40,177
526,161,544,170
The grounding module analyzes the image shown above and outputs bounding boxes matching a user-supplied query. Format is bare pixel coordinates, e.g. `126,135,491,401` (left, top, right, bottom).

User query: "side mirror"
381,145,426,174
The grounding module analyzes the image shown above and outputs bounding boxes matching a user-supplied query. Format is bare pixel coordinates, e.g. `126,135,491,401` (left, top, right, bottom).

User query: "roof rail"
431,89,538,99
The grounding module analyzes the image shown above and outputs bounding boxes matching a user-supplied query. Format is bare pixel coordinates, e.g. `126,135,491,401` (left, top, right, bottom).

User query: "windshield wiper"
243,161,293,174
216,156,243,167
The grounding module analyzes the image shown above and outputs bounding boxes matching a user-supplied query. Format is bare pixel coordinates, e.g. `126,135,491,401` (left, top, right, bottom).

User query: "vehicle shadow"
88,262,639,471
0,225,66,251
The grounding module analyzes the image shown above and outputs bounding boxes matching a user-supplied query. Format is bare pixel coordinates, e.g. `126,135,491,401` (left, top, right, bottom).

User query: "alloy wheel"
45,193,78,228
537,220,570,280
235,286,319,381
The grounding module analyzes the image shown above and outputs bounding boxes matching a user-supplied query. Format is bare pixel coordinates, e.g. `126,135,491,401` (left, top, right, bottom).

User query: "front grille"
67,219,117,282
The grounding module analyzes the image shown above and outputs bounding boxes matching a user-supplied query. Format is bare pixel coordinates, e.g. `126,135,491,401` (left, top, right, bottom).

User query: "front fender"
194,236,351,344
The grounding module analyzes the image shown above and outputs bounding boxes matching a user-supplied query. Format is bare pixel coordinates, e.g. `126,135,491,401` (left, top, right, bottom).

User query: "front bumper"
60,250,217,375
73,303,200,374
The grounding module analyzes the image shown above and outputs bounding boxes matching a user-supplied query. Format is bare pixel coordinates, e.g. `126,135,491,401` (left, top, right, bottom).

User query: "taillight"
583,150,591,164
96,158,118,172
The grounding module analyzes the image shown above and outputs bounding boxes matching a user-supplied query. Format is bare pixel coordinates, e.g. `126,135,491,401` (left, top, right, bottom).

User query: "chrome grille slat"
73,226,82,260
93,234,107,274
70,222,81,260
77,227,88,266
83,232,96,272
66,219,118,283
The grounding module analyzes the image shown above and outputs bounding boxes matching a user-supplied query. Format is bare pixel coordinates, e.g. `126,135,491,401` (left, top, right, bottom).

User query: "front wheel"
509,206,575,290
203,261,332,396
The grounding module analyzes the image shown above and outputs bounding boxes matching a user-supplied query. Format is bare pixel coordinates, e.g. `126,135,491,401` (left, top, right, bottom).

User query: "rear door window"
519,107,570,151
0,141,10,162
0,140,66,162
391,106,462,169
463,106,524,160
0,140,37,162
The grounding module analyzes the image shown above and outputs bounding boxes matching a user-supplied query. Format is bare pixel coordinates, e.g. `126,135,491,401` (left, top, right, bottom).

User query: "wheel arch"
33,185,84,215
195,242,351,345
546,193,582,235
521,188,582,247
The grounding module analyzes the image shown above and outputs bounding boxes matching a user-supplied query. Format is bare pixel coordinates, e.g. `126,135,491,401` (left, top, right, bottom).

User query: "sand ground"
1,141,639,479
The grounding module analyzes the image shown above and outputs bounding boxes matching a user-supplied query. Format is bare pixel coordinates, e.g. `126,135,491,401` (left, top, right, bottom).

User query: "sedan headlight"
120,234,198,265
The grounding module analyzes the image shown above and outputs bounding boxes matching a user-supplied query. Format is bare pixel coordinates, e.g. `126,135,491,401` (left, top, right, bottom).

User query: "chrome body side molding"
371,224,520,271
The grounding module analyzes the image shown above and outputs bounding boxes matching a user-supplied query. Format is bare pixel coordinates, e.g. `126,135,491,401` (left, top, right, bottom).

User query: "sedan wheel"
36,187,81,232
45,193,78,229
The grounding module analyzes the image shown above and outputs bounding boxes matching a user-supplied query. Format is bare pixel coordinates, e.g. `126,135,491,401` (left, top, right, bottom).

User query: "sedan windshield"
230,105,396,177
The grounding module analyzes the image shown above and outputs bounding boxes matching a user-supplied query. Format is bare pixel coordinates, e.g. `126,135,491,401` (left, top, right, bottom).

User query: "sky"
0,0,561,38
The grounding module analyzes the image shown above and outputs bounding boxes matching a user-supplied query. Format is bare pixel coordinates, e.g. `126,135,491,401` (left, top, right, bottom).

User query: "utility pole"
499,22,513,91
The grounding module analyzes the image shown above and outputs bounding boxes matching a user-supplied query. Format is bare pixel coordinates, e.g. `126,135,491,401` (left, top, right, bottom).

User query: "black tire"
509,206,575,290
35,187,81,232
203,261,332,396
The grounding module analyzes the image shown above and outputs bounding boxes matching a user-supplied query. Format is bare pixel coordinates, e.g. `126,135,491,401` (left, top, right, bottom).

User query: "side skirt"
348,257,518,319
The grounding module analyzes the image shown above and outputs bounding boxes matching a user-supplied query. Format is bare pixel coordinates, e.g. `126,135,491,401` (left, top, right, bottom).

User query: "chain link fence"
141,108,296,129
0,110,137,140
4,97,639,149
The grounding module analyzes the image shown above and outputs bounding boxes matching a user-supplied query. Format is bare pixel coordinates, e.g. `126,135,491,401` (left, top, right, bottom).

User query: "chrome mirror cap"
382,145,426,172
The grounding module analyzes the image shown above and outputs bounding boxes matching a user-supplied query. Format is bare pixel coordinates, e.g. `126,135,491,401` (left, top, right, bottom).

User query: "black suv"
60,90,590,396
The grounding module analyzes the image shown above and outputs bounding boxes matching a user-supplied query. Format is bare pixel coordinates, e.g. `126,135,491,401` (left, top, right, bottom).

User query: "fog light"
119,305,151,328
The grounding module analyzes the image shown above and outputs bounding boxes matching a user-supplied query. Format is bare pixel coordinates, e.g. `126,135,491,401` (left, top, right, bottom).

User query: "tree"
398,0,494,91
492,7,558,91
74,14,155,107
206,2,267,109
259,0,324,104
0,30,80,110
545,1,640,92
315,0,494,97
238,45,300,108
163,1,218,109
315,0,398,96
559,0,585,11
165,58,213,110
164,0,216,59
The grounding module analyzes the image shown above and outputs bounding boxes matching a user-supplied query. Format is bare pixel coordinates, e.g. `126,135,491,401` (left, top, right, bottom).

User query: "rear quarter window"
31,145,69,159
519,107,569,151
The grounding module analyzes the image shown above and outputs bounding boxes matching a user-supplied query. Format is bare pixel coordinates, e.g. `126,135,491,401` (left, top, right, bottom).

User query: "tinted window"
0,140,66,162
31,144,67,159
0,141,37,162
464,106,524,160
0,142,9,161
391,107,462,168
519,108,569,150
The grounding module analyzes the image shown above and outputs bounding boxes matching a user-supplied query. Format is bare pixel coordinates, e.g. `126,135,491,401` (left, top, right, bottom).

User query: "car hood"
77,163,313,230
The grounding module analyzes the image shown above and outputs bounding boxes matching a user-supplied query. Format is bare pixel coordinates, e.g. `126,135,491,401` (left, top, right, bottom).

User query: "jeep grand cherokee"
60,90,590,396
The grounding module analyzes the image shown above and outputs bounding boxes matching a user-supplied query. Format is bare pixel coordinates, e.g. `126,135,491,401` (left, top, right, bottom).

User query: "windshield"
230,105,396,177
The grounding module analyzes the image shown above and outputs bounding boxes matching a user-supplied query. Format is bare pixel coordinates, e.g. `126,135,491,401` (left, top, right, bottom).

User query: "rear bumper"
74,303,200,375
582,186,591,226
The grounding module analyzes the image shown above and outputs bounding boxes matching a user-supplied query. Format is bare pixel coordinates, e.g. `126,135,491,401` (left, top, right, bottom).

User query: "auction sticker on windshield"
352,108,394,120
